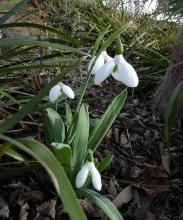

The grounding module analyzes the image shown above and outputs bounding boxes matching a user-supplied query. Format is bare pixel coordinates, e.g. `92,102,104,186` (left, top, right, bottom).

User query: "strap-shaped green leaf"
0,0,29,24
0,135,87,220
79,189,123,220
45,108,65,143
50,143,72,177
72,104,89,172
89,89,127,152
98,154,113,173
6,148,28,162
164,81,183,146
51,143,71,166
0,142,12,156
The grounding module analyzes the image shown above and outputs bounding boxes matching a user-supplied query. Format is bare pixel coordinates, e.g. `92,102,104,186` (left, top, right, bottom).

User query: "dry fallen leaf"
106,128,113,139
106,180,118,197
113,185,133,208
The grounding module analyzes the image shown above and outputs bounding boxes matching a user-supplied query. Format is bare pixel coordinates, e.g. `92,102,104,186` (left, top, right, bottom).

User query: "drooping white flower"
94,54,139,87
49,82,74,102
76,161,102,191
49,84,61,102
88,50,113,75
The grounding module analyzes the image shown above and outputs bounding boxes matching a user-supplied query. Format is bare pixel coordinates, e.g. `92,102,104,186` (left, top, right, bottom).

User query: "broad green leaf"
6,148,27,161
98,154,113,173
164,81,183,146
0,165,37,182
0,135,87,220
50,143,72,177
72,104,89,172
45,108,65,143
90,118,101,133
79,189,123,220
89,89,127,152
0,0,29,24
0,66,75,134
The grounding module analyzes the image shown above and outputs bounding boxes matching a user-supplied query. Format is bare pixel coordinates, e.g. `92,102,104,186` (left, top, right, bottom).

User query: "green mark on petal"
112,64,118,73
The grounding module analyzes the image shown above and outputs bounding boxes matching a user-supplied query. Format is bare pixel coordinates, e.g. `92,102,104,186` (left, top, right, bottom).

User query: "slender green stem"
76,73,91,112
55,99,58,112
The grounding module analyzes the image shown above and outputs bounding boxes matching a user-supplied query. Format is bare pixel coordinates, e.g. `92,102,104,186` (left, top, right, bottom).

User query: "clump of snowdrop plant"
49,82,75,102
89,39,139,87
37,32,139,219
1,19,138,220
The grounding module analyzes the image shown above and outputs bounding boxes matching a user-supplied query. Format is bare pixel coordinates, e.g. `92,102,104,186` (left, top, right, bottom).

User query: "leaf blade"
0,135,87,220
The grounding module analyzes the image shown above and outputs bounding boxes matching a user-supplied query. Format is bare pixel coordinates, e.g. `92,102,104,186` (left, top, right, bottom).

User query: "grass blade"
0,22,80,45
0,0,29,24
0,37,84,54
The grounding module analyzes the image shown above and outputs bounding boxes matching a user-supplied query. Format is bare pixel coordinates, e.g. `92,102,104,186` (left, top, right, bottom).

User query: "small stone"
120,134,128,145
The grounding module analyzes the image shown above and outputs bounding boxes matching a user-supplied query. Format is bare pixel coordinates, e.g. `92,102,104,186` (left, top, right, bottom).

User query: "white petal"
94,60,114,85
114,54,126,64
111,65,124,82
101,51,113,63
115,62,139,87
49,85,61,102
90,54,105,75
76,163,90,188
60,83,75,99
89,162,102,191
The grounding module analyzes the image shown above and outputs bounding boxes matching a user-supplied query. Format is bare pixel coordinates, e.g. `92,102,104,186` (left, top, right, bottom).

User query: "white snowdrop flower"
76,161,102,191
49,84,61,102
59,82,75,99
0,30,2,39
94,54,139,87
76,163,90,188
49,82,75,102
88,50,113,75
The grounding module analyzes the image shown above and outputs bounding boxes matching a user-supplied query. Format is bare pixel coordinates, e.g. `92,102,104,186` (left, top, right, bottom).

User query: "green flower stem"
115,38,124,55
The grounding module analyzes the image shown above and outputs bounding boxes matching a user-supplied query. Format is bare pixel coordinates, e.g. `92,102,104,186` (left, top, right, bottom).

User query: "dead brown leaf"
113,185,133,208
